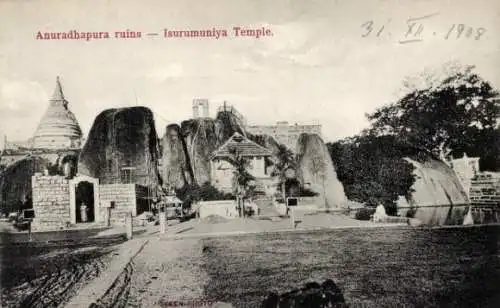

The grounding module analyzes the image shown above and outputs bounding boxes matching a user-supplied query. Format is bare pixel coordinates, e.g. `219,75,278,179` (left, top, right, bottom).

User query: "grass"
200,227,500,307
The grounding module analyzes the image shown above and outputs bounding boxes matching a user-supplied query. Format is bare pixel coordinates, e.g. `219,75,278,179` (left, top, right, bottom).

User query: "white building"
192,99,209,118
209,132,273,194
247,121,322,152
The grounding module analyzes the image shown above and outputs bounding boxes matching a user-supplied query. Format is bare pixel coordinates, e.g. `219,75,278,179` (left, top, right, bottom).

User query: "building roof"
209,132,272,159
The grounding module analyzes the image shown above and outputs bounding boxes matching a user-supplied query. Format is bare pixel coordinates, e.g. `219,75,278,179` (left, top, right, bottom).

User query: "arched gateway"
69,175,100,224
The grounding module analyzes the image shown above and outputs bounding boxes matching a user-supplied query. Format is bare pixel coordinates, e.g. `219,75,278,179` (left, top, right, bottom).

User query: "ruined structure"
192,98,210,118
247,121,322,153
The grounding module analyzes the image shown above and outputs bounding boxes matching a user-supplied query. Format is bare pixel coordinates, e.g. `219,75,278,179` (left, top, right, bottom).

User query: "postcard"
1,0,499,307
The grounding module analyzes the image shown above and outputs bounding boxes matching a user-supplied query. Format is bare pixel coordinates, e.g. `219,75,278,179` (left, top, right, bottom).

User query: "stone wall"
470,174,500,207
99,184,137,226
31,174,71,231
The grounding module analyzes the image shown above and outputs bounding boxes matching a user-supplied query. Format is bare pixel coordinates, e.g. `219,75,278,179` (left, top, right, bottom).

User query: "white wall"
198,200,239,219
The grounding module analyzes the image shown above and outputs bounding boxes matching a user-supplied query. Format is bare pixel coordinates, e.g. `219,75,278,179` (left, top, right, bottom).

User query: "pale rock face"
296,133,347,208
400,157,469,225
32,77,82,149
160,124,194,189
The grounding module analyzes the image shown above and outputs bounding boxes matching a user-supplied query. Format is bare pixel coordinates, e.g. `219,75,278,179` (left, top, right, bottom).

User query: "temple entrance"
75,181,95,223
69,175,100,225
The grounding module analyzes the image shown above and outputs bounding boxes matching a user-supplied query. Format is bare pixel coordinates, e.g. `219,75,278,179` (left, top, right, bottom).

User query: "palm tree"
271,144,296,205
227,147,255,217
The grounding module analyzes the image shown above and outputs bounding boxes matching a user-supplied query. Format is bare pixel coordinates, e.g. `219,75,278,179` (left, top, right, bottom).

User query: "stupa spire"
51,76,66,102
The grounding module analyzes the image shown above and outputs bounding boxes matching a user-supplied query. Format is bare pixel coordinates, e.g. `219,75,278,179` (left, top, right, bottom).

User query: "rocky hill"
78,107,160,187
160,124,194,189
0,156,51,213
296,133,347,208
398,156,469,225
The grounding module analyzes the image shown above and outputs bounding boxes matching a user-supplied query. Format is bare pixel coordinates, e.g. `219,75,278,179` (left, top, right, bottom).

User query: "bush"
355,208,375,221
327,135,416,216
406,206,417,218
175,182,233,209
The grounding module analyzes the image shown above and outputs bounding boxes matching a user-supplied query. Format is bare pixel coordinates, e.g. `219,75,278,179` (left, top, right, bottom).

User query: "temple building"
209,132,274,194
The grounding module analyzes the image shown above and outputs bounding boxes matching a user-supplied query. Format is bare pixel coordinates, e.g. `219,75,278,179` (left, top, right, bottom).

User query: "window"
121,167,136,184
107,160,113,172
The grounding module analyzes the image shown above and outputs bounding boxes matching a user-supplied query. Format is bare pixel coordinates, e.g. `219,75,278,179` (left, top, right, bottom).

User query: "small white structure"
372,204,388,223
198,200,239,219
463,207,474,225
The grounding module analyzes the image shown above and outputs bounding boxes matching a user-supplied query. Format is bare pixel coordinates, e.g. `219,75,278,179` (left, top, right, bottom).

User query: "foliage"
226,147,256,217
227,148,256,196
327,134,416,215
284,178,319,199
355,208,375,221
175,182,233,209
406,206,417,218
270,143,296,200
367,64,499,171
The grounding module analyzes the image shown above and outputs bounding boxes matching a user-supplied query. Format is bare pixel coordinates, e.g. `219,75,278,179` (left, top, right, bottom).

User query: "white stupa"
31,77,82,149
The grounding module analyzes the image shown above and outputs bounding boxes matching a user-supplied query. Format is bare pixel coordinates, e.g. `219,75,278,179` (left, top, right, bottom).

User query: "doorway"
75,181,95,223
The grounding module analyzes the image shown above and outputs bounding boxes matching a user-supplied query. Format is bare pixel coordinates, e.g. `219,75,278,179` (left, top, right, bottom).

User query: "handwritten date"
361,14,487,44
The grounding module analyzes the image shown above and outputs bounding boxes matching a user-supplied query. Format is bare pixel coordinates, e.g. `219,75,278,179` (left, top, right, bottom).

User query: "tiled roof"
210,132,272,159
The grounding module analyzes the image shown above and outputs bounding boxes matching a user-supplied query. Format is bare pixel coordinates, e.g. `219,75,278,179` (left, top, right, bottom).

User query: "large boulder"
214,109,246,142
0,156,50,213
160,124,194,189
180,110,246,185
181,118,219,185
296,133,347,209
78,107,160,186
398,156,469,225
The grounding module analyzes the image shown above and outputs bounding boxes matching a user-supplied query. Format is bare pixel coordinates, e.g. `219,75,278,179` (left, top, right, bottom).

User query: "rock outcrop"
181,118,219,185
179,110,247,185
0,156,51,213
296,133,347,208
398,156,469,225
78,107,160,186
160,124,194,189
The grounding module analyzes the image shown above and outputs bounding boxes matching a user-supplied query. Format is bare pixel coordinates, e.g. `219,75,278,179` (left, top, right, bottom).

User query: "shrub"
175,182,233,209
355,208,375,221
406,206,417,218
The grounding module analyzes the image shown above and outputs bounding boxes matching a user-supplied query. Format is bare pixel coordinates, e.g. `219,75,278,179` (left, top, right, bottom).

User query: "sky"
0,0,499,145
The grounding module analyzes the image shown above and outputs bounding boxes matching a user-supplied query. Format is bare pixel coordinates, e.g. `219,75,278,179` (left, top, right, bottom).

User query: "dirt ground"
0,235,125,307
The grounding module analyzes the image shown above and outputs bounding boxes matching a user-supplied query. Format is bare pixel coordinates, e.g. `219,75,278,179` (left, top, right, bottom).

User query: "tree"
367,64,499,170
327,134,416,215
270,144,296,204
226,148,255,217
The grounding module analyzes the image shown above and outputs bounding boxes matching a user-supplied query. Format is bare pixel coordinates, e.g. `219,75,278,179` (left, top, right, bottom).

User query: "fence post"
159,211,167,234
126,212,133,240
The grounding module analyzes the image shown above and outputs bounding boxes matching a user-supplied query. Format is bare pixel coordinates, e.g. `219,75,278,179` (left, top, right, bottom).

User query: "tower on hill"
192,99,209,118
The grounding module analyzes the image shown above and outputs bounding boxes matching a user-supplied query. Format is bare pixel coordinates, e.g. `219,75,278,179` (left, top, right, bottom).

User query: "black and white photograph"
0,0,499,307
